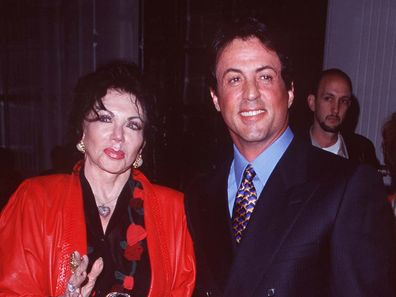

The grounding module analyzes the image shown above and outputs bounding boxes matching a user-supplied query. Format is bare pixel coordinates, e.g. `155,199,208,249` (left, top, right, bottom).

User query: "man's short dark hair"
208,17,293,92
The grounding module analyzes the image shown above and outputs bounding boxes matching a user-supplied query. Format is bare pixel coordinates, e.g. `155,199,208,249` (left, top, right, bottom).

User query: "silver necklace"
97,196,118,218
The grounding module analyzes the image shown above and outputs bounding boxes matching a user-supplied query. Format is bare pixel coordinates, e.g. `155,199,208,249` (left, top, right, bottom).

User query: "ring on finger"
67,282,76,293
70,252,81,273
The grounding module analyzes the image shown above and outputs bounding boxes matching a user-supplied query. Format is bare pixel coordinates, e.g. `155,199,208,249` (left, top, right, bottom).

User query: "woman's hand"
63,251,104,297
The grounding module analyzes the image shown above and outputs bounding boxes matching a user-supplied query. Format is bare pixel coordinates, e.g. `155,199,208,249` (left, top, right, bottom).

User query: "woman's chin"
89,162,131,176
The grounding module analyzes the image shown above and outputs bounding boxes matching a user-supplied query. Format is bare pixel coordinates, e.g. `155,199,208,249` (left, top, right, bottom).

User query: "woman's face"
82,89,145,176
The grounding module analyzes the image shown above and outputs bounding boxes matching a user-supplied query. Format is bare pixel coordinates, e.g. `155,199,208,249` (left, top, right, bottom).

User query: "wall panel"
324,0,396,163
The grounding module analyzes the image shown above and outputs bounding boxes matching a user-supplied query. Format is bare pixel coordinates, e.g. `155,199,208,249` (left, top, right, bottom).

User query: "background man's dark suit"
185,137,395,297
300,129,380,169
342,132,380,168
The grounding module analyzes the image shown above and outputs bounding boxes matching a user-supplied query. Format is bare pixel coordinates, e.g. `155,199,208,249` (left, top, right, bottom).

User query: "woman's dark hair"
208,17,293,92
70,61,151,142
382,112,396,191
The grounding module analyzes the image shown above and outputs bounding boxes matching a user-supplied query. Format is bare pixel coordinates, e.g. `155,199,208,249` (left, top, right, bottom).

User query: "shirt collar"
233,127,294,188
310,129,349,159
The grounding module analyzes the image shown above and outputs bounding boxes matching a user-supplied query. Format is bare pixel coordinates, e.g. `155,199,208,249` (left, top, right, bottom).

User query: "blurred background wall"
0,0,140,178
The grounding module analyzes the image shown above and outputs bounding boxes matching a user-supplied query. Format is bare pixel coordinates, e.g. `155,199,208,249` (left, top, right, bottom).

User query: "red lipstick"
104,148,125,160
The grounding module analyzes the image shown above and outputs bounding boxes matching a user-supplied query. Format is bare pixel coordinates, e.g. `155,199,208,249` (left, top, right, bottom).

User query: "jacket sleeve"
170,198,196,297
330,165,396,296
0,179,51,297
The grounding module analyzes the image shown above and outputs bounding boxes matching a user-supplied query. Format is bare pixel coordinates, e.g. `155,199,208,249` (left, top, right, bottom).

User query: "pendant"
98,205,111,217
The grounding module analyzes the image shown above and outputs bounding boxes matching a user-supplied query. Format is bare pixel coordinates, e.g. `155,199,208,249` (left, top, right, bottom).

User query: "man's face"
308,74,352,133
211,37,294,161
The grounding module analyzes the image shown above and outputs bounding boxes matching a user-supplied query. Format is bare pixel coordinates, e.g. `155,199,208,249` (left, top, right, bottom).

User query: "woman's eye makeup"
127,120,143,130
94,110,143,130
98,114,112,122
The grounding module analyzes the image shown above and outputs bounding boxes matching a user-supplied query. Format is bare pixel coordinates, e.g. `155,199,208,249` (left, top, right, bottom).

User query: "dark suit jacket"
185,137,395,297
342,132,380,168
300,129,380,169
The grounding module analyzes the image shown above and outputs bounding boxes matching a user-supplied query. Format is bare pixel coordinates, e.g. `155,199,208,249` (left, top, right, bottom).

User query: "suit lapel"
224,138,320,297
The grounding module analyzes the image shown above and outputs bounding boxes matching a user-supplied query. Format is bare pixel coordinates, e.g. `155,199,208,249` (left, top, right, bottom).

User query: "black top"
80,170,151,297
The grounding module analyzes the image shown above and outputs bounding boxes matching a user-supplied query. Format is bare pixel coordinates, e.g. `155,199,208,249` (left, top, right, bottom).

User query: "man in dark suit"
306,68,380,168
185,17,395,297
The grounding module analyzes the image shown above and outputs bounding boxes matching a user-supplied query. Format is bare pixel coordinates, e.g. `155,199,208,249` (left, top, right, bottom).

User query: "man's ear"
210,88,221,112
307,94,316,112
287,82,295,108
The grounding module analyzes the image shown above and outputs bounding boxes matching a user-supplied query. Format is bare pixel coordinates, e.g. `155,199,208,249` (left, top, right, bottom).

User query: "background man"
185,17,395,297
306,68,379,168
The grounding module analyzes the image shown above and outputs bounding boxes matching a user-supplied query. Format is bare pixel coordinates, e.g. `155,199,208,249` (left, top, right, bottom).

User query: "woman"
0,62,195,297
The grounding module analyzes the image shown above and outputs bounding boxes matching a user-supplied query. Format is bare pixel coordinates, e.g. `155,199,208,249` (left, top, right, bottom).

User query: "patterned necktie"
232,164,257,244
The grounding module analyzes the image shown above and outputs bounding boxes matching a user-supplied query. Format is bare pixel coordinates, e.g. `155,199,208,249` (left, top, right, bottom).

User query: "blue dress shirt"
227,127,294,216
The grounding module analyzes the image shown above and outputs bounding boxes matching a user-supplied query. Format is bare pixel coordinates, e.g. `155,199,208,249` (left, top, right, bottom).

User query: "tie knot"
244,164,256,182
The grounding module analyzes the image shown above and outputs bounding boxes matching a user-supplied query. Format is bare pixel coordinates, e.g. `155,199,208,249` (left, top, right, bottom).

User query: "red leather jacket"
0,167,195,297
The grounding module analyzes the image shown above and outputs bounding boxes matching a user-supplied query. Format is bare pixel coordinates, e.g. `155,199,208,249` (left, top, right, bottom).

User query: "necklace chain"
96,195,118,207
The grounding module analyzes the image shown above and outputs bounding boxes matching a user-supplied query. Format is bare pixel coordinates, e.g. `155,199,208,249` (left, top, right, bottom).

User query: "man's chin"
319,122,340,133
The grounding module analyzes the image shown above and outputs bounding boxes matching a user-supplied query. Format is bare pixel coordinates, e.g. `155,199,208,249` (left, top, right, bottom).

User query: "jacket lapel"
224,138,320,297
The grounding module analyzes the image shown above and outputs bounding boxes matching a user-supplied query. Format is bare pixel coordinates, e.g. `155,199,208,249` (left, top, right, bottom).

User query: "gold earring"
76,140,86,154
132,154,143,168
